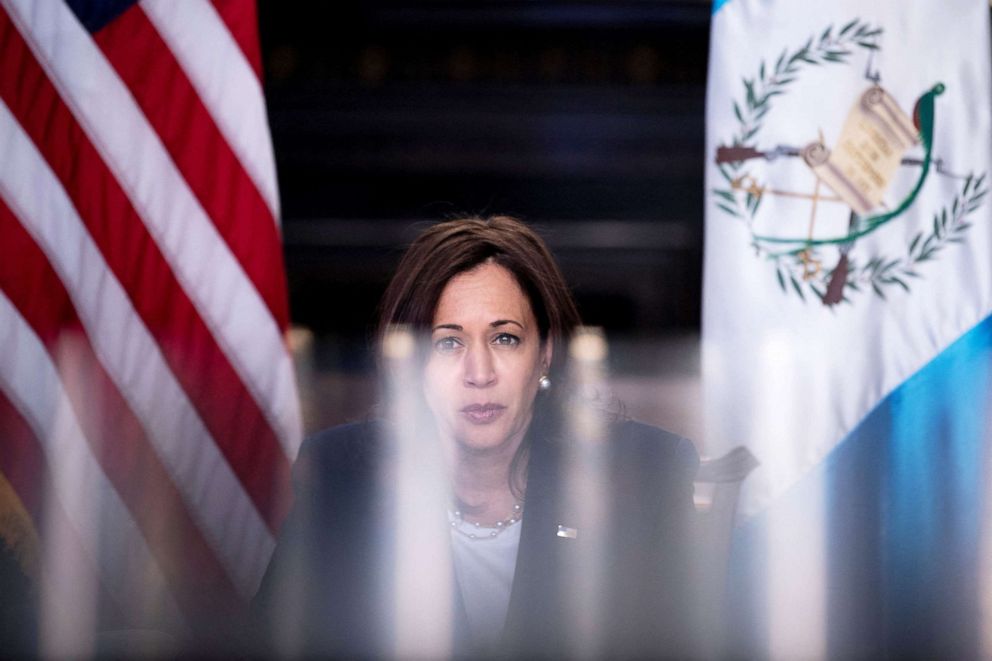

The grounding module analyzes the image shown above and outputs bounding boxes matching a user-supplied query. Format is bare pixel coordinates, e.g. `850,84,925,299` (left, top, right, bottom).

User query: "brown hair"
376,215,581,378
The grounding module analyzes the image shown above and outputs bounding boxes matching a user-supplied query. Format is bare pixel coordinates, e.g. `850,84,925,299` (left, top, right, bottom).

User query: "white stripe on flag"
0,291,186,631
2,0,302,462
0,98,274,597
140,0,281,221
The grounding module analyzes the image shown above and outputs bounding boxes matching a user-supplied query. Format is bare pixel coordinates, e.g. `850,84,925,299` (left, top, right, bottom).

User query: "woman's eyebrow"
432,320,524,331
491,319,524,329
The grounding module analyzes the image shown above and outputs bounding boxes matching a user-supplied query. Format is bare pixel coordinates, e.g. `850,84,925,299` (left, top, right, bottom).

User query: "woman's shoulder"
302,419,378,450
293,419,384,483
608,418,700,480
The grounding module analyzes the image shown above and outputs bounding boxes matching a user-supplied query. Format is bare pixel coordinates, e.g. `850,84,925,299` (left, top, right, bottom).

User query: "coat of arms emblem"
711,19,988,306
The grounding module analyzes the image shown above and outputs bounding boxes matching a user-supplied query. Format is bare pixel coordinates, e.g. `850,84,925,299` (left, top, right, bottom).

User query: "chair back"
690,446,759,655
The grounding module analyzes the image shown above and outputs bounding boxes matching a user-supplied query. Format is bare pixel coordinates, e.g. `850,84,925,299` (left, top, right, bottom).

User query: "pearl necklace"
448,503,523,540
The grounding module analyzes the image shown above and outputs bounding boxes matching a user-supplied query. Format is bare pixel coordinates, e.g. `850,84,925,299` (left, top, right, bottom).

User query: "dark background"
259,1,712,374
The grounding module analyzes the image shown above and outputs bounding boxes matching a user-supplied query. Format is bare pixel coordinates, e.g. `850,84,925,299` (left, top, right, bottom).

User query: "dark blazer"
253,412,699,659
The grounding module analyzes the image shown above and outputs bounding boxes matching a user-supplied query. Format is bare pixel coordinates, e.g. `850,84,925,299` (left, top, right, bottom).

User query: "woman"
254,216,699,658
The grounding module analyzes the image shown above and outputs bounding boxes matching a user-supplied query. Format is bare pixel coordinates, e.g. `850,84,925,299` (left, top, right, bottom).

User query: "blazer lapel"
502,431,588,655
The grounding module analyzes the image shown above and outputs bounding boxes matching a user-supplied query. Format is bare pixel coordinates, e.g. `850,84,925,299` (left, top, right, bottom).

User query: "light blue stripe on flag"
727,313,992,657
712,0,731,15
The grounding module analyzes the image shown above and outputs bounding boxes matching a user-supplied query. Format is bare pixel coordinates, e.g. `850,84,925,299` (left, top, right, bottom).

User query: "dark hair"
376,215,581,378
375,215,582,497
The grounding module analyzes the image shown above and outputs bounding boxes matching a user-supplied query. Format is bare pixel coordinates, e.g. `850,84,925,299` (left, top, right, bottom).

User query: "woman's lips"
460,403,506,424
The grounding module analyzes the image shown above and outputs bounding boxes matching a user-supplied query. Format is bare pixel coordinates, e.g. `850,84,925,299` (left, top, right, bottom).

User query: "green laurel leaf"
839,18,859,36
717,203,741,218
790,275,806,301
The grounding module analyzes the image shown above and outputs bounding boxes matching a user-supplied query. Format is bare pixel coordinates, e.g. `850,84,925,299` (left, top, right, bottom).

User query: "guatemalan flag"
703,0,992,658
0,0,301,656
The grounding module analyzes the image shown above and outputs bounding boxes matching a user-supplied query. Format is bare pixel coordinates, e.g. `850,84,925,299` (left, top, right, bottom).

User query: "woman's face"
423,261,551,456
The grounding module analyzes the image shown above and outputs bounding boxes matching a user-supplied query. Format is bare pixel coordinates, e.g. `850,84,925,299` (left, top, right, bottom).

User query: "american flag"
0,0,301,647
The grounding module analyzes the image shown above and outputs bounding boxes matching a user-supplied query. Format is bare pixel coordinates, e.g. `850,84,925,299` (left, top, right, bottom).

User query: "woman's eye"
492,333,520,347
434,337,462,354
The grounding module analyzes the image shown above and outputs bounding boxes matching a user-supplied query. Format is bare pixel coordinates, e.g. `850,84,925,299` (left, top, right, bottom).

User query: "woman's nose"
463,345,496,387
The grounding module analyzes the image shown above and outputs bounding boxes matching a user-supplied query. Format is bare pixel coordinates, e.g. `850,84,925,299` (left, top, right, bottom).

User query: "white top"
449,514,522,653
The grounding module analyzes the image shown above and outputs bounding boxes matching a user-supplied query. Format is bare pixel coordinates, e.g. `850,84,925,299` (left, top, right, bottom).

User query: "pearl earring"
538,374,552,391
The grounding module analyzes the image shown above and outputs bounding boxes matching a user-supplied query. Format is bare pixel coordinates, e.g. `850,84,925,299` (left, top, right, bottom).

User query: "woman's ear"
541,336,554,374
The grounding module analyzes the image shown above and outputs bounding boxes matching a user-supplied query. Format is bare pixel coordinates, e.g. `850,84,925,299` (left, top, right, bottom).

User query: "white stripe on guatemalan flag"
1,0,302,462
704,0,992,658
140,0,281,221
0,97,274,597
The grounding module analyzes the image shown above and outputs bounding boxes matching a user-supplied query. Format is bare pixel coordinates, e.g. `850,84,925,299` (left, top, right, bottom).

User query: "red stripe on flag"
0,389,130,626
94,4,288,331
0,198,242,615
0,7,291,532
210,0,263,81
